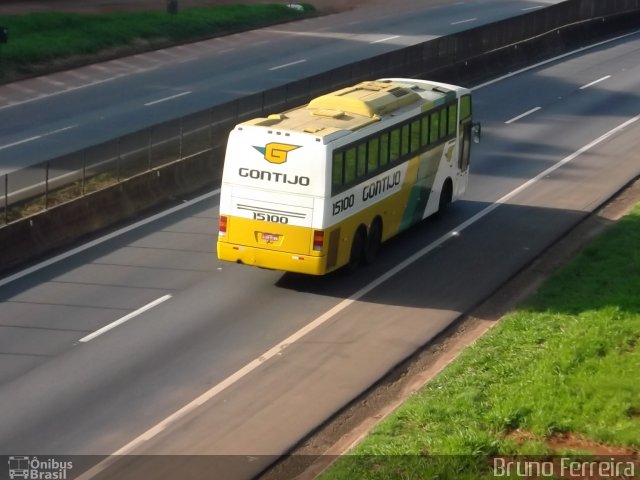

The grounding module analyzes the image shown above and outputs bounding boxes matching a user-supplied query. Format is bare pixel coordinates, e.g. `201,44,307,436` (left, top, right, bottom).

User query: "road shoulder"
261,175,640,480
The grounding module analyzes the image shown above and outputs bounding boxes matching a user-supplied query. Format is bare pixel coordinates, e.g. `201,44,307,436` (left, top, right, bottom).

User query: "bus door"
459,120,471,172
457,120,471,193
456,93,475,196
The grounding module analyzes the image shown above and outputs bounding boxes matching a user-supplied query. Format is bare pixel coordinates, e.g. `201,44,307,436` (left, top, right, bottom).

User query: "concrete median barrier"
0,150,220,273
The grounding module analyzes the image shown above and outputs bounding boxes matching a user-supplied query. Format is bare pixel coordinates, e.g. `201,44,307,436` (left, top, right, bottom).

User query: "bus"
217,78,480,275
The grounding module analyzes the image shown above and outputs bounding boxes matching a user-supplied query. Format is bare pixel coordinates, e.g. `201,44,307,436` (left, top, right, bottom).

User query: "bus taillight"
219,215,228,236
313,230,324,251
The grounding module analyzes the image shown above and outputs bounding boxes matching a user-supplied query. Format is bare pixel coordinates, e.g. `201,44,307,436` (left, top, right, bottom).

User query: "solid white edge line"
144,91,191,107
505,106,542,124
0,189,219,289
268,59,307,71
79,294,172,343
580,74,612,90
78,113,640,479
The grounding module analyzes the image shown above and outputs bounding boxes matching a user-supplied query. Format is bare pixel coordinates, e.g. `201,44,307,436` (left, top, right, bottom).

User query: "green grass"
0,4,313,75
322,202,640,479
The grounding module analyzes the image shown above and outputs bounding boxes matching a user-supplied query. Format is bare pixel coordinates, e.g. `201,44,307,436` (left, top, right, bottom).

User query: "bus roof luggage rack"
307,81,420,118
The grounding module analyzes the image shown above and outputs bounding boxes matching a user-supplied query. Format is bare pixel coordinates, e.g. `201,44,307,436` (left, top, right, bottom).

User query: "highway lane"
0,31,639,479
0,0,566,174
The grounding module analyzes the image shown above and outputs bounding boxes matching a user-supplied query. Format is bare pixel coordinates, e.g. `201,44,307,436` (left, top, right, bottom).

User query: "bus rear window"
332,151,344,188
390,129,401,161
344,147,357,184
460,94,472,120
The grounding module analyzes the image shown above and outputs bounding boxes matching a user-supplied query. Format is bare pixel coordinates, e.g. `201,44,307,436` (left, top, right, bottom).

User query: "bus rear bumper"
217,241,326,275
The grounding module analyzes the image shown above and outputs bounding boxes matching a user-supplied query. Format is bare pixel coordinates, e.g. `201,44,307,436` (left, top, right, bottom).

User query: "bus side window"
380,132,389,166
357,143,367,177
332,151,344,189
401,123,410,156
430,112,439,144
410,119,421,152
460,94,472,121
368,137,379,173
439,109,448,139
390,128,401,162
421,115,429,147
344,147,357,184
448,104,457,136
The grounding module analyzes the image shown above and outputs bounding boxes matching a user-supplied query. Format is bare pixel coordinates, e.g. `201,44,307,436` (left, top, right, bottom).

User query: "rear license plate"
261,233,279,243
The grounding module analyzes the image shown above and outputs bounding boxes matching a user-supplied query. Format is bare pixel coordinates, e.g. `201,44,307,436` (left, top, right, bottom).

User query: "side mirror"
472,122,481,144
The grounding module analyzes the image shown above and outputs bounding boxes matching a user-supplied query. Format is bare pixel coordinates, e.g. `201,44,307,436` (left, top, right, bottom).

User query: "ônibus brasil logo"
252,142,300,164
7,456,73,479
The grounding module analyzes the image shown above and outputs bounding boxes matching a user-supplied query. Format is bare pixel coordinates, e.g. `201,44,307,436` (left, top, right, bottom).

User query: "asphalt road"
0,0,567,175
0,24,638,479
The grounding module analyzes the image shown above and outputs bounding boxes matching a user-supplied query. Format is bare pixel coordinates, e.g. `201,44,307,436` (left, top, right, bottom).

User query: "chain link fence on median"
0,110,223,226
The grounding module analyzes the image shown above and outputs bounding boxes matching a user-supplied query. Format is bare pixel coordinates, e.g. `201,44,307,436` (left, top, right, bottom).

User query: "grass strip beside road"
322,203,640,479
0,4,313,76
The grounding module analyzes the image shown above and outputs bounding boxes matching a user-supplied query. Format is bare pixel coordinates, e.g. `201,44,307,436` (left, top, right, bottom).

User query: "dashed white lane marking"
89,64,112,73
451,17,477,25
78,295,172,343
268,59,307,71
370,35,400,44
505,106,542,124
151,49,181,59
37,77,66,87
144,91,192,106
111,59,140,70
580,75,612,90
176,56,198,64
0,124,78,151
522,6,544,11
65,71,91,80
5,83,38,94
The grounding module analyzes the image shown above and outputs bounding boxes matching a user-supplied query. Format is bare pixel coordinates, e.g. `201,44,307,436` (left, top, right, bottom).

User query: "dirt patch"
506,429,637,456
546,433,637,456
259,177,640,479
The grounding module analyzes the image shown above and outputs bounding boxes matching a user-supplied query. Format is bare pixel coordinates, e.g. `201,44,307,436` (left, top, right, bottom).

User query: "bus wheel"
438,179,453,213
364,217,382,264
346,227,366,272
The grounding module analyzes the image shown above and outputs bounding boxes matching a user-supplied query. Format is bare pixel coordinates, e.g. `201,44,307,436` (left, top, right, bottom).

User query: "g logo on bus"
253,142,300,164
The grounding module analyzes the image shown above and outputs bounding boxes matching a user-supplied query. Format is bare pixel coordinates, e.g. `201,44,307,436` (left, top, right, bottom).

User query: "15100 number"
253,212,289,224
332,193,355,216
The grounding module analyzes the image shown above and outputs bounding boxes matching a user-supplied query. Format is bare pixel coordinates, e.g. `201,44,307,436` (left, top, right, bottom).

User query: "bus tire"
438,179,453,214
346,227,366,273
364,217,383,264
